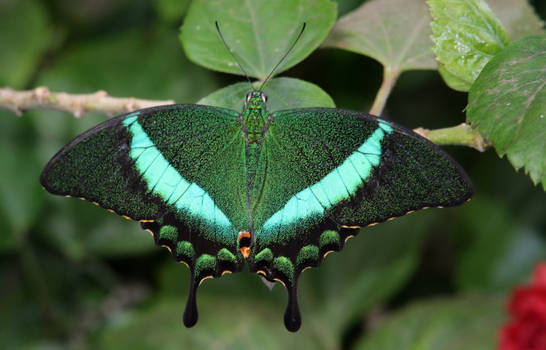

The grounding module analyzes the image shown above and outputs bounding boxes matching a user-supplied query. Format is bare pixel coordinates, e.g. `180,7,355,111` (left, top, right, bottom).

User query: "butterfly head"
245,91,268,110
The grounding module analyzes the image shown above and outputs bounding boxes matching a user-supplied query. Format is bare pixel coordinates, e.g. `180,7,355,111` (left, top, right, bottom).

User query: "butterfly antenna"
215,21,253,87
259,22,307,92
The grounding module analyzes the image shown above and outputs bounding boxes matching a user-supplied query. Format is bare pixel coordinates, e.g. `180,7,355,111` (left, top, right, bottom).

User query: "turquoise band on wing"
123,115,234,242
261,121,393,235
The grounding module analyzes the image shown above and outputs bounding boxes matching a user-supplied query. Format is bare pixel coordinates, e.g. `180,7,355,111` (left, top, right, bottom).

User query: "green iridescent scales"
40,93,473,332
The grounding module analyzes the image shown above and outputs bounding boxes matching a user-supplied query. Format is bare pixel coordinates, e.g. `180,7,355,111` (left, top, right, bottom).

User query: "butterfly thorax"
241,91,269,144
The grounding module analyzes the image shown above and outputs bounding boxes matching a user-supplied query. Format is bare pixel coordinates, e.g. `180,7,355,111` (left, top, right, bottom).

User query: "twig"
414,123,491,152
2,87,490,151
0,87,175,118
370,66,400,116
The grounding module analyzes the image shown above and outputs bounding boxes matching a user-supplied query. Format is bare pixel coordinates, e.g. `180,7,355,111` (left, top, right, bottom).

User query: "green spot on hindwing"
296,245,319,267
159,225,178,242
255,248,274,264
273,256,294,283
176,241,195,262
195,254,217,278
217,248,236,263
319,230,340,250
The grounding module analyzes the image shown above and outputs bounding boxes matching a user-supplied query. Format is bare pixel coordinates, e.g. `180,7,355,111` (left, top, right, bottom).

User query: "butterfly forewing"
40,105,249,325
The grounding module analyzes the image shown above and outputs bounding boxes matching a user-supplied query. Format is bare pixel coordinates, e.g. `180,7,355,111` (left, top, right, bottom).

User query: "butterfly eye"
260,93,268,103
245,94,252,103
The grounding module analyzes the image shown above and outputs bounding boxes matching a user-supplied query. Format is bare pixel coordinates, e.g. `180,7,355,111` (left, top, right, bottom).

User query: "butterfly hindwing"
40,104,249,326
248,108,472,329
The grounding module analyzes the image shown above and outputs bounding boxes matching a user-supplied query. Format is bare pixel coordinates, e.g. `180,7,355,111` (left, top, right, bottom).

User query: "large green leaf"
428,0,510,91
354,295,505,350
335,0,366,17
198,77,335,112
486,0,545,41
323,0,436,71
0,0,54,88
467,34,546,189
180,0,337,79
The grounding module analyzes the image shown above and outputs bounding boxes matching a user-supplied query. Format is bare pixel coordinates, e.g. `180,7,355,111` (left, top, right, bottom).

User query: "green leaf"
354,295,506,350
467,34,546,188
0,0,54,88
438,63,472,92
180,0,337,79
486,0,545,41
198,77,335,112
428,0,510,91
323,0,436,72
335,0,366,17
456,196,546,291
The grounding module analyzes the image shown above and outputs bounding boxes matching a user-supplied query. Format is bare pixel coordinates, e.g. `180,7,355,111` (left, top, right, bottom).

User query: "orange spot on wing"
199,275,213,286
273,278,286,287
240,247,251,259
323,250,334,258
238,230,252,258
238,230,251,239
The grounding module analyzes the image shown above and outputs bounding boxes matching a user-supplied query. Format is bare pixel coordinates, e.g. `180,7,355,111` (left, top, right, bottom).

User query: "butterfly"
40,22,472,332
40,90,473,331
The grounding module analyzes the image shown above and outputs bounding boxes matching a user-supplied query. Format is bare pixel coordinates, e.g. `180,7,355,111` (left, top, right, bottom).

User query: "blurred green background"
1,0,545,349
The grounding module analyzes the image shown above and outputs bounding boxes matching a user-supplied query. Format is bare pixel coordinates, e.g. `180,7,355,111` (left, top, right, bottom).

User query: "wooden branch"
0,87,175,117
1,87,490,152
